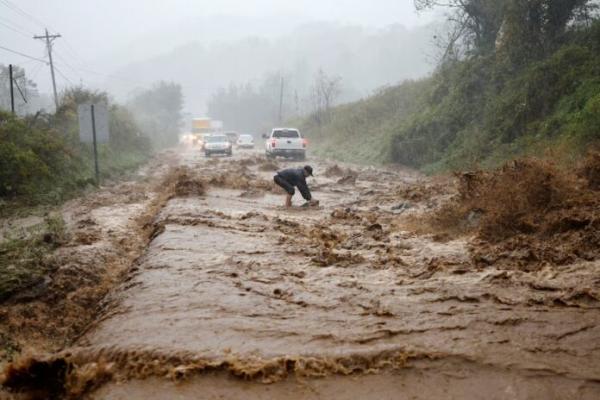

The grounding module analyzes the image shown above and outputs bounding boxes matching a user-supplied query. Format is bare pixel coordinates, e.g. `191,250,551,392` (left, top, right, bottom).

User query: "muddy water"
23,148,600,398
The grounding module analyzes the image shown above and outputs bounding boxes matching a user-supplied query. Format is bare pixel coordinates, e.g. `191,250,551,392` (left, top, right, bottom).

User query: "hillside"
300,15,600,171
107,21,436,115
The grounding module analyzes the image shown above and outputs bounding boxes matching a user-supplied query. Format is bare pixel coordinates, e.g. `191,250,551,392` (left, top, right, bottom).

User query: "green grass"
298,21,600,172
0,93,153,213
0,215,67,302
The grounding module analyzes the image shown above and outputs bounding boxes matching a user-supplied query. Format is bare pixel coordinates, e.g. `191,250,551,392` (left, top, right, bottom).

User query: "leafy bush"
0,112,77,197
299,19,600,172
0,87,152,207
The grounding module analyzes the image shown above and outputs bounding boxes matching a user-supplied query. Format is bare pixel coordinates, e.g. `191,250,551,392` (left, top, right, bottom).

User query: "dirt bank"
2,148,599,399
0,151,182,372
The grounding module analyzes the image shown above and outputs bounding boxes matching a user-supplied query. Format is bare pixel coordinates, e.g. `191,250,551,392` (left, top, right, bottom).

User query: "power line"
1,0,158,96
58,39,89,68
14,57,41,66
53,65,75,86
0,18,33,38
53,50,85,82
0,0,51,31
0,44,49,64
29,61,46,81
0,15,36,35
51,46,149,88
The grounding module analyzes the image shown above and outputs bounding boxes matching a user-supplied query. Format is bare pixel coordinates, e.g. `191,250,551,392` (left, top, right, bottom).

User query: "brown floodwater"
4,147,600,399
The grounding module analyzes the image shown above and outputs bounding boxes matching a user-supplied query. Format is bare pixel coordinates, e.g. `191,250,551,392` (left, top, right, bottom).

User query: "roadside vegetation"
0,91,149,211
0,215,67,305
0,81,181,343
0,81,184,213
300,1,600,172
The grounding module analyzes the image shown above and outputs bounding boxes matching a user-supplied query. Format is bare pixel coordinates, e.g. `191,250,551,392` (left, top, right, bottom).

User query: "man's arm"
296,176,312,201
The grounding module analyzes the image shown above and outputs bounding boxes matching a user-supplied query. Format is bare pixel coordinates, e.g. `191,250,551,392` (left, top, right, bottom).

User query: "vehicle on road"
191,118,224,148
264,128,307,160
192,118,212,135
236,134,255,149
198,133,211,150
180,133,195,145
204,135,232,157
225,131,239,145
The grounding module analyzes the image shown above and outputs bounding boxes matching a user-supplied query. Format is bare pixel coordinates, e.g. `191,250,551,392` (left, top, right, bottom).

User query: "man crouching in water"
274,165,317,207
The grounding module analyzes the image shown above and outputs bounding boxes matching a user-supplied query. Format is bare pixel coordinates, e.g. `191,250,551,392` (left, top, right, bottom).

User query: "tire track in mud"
3,148,600,399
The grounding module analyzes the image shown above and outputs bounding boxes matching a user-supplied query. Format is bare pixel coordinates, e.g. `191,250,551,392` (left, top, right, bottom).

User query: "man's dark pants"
274,174,295,195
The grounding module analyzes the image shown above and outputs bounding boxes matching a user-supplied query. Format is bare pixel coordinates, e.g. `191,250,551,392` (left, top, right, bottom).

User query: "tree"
415,0,597,62
416,0,506,57
207,72,295,133
127,82,184,148
497,0,596,63
309,69,342,126
0,64,40,115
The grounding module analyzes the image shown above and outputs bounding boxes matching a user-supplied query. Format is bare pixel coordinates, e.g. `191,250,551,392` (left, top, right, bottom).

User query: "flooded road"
5,147,600,399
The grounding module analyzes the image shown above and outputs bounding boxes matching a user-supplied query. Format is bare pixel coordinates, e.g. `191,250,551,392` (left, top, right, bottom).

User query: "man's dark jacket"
276,168,312,200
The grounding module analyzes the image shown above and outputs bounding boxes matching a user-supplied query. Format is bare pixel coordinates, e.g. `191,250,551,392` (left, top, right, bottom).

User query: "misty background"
1,0,437,131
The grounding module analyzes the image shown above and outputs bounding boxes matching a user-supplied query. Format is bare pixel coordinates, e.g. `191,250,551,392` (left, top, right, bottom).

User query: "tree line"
207,69,342,134
298,0,600,170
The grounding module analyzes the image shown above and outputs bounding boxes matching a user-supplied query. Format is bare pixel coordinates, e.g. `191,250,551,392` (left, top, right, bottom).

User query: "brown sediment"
257,159,280,172
0,151,181,371
2,149,600,399
395,176,451,203
207,167,274,192
429,158,600,268
336,174,357,185
170,167,206,198
3,348,426,399
578,150,600,191
324,164,344,177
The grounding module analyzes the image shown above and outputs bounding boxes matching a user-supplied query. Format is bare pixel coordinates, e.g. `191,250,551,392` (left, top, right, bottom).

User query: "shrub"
0,87,153,207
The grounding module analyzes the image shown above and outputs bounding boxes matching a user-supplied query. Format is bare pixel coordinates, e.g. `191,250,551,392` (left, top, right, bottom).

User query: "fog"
1,0,437,119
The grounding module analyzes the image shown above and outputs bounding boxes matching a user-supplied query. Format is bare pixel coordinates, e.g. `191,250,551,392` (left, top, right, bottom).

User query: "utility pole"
9,64,15,114
34,29,61,110
278,76,284,124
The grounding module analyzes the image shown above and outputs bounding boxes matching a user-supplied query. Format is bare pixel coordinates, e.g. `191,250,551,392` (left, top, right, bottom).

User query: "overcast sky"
1,0,435,94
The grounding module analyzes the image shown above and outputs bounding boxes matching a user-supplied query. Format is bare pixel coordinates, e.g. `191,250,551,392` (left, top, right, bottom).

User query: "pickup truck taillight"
302,138,308,148
271,139,277,148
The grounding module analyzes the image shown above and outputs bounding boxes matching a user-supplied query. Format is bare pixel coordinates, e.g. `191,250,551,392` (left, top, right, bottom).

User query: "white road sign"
78,104,110,143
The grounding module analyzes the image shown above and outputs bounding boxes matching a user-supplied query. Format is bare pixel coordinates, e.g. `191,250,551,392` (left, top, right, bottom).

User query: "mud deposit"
2,148,600,399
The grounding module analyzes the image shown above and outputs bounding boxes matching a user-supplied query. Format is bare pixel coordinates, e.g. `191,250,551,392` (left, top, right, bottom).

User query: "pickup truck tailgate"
272,129,304,150
276,137,303,149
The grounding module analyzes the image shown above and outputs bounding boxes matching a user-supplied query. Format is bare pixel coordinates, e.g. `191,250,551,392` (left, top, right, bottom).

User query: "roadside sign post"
78,103,109,185
9,64,14,114
91,105,99,183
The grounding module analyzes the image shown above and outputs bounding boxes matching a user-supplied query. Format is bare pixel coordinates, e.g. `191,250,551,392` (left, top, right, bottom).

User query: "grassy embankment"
300,21,600,172
0,90,152,213
0,89,152,306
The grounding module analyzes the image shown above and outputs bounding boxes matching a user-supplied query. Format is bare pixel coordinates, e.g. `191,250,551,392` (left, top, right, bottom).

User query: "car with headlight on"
198,133,211,150
236,134,255,149
204,135,232,157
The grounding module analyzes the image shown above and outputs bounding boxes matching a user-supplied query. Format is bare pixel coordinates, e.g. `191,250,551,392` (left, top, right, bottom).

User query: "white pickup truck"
264,128,307,160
